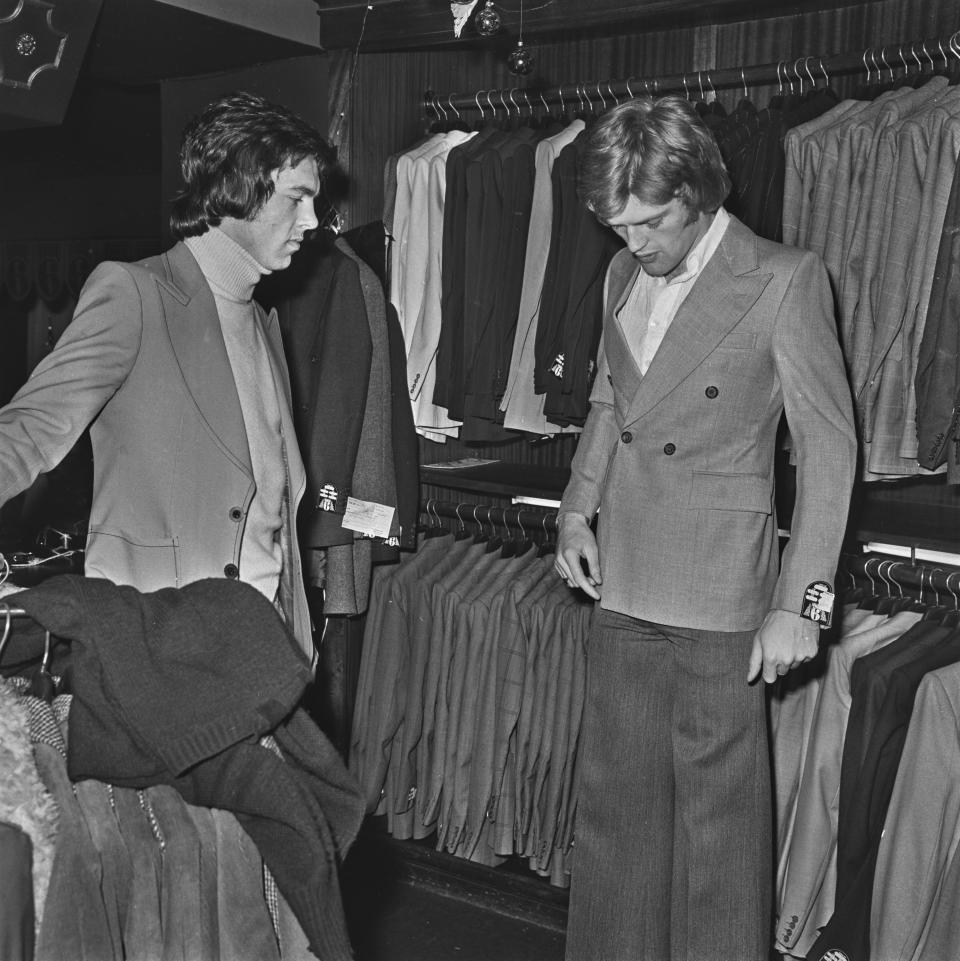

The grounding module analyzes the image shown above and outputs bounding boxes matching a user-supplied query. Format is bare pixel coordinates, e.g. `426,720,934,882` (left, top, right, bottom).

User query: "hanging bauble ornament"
507,39,535,76
474,0,502,37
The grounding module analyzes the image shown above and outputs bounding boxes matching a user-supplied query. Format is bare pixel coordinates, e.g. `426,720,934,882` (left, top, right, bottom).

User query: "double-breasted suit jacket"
560,215,857,632
0,243,313,663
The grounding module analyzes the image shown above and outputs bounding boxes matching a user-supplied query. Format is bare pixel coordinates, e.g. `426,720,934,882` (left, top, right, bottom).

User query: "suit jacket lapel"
604,256,645,424
159,242,251,475
259,304,307,502
623,217,773,427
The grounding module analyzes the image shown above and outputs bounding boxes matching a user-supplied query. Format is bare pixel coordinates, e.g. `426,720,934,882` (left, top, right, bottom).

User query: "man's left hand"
747,608,819,684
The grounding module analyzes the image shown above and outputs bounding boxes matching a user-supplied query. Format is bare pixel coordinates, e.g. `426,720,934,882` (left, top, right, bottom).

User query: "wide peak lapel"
623,223,771,427
603,252,644,423
161,243,251,474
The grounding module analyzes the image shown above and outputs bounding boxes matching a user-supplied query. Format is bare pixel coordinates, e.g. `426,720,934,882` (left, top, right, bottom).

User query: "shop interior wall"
329,0,960,548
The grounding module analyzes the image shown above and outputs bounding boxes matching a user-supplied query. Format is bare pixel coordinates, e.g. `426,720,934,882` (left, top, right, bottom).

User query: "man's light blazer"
560,214,857,631
0,243,313,663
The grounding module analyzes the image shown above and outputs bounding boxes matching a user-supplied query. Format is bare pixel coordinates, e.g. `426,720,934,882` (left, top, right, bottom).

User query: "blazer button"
663,442,676,455
229,507,243,522
705,385,719,399
224,563,240,579
621,431,633,444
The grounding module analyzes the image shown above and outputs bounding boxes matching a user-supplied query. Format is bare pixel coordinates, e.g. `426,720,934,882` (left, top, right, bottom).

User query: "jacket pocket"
689,471,772,513
85,530,181,588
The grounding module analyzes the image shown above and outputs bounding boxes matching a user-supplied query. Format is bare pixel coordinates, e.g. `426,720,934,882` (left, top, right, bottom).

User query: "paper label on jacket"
342,498,396,539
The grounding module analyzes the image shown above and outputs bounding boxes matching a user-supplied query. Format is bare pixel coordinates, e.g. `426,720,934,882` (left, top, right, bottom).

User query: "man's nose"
302,199,319,231
626,226,648,253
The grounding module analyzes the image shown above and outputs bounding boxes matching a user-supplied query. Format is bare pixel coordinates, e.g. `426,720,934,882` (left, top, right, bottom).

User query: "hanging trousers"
565,609,772,961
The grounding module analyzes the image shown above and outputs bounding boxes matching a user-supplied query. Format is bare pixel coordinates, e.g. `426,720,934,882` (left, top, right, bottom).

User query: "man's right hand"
555,513,602,600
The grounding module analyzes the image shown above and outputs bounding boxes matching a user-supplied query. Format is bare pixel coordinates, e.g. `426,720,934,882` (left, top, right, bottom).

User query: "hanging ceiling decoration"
506,0,534,75
473,0,502,37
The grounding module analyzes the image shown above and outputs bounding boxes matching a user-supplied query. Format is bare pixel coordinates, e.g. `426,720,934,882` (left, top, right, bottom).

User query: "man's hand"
555,513,602,600
747,608,819,684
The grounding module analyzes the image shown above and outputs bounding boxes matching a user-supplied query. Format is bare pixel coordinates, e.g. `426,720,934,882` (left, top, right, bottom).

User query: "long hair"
169,91,337,240
577,95,731,222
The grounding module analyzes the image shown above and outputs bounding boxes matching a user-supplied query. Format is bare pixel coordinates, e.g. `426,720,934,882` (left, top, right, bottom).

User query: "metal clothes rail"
841,552,960,599
423,497,558,534
425,31,960,114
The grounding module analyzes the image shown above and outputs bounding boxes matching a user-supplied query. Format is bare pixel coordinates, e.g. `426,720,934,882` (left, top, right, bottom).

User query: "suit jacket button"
621,431,633,444
663,442,676,455
705,385,719,399
224,563,240,579
607,374,613,384
229,507,243,522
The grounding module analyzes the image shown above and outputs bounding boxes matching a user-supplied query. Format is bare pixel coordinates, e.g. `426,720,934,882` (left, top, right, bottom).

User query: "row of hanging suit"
349,523,592,886
770,585,960,961
387,67,960,476
385,115,621,443
384,85,836,445
778,69,960,482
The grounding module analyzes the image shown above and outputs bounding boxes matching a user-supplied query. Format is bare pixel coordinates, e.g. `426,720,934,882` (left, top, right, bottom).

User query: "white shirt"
616,206,730,375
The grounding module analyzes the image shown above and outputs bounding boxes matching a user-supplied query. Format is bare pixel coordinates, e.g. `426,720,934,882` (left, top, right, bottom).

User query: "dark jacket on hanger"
260,238,372,548
319,222,418,552
434,126,501,417
536,133,622,427
916,152,960,481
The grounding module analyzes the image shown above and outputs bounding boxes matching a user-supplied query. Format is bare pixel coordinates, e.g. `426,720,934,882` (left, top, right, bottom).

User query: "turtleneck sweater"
184,227,284,605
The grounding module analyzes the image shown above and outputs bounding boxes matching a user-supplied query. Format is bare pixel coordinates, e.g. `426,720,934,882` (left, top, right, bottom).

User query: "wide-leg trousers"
565,609,772,961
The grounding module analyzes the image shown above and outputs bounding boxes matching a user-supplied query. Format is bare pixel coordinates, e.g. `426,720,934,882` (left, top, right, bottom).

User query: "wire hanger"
475,89,487,126
537,511,556,557
0,603,12,666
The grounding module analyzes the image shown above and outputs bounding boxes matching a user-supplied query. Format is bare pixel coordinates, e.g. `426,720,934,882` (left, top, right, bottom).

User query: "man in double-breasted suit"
0,92,335,666
555,96,857,961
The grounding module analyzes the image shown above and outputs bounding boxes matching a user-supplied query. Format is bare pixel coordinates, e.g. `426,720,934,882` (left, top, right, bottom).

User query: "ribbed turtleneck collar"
185,226,270,304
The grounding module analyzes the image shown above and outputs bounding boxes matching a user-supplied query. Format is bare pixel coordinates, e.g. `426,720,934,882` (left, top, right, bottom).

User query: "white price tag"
342,498,396,540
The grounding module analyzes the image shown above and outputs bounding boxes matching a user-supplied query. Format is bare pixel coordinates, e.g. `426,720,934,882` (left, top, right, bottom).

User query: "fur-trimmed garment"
0,676,59,927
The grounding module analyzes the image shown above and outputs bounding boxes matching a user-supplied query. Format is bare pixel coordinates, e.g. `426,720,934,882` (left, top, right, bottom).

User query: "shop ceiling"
0,0,319,129
0,0,883,130
312,0,883,52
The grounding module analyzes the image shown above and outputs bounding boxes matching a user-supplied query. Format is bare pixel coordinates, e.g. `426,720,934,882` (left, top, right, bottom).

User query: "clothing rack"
423,497,558,534
841,551,960,599
425,31,960,114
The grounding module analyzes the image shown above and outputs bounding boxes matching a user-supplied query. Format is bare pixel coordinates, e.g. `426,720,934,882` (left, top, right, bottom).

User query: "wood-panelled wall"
330,0,958,230
329,0,960,543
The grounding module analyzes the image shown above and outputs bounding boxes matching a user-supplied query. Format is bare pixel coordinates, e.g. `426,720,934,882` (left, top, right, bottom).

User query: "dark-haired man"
0,92,335,665
554,96,857,960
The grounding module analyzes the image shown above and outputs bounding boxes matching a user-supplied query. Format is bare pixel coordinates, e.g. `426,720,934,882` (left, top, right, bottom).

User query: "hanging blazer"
0,243,313,663
264,239,372,549
560,215,857,631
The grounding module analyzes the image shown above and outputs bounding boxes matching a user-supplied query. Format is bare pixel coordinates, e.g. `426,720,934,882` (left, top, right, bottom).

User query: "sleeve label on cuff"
801,581,834,628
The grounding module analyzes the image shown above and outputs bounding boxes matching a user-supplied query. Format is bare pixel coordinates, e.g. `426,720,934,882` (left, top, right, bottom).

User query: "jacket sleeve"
770,250,858,614
0,262,143,506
